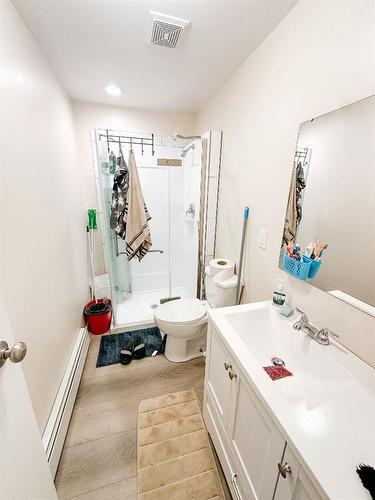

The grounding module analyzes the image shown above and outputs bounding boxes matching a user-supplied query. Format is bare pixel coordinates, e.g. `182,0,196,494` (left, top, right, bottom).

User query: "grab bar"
115,235,163,257
114,235,126,257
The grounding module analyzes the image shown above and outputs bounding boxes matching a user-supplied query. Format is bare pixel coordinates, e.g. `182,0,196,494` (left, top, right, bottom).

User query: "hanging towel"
123,150,152,261
295,161,306,225
283,160,306,245
283,163,297,245
110,152,129,238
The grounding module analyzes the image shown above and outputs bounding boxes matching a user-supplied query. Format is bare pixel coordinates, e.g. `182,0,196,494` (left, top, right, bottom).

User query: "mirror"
280,95,375,315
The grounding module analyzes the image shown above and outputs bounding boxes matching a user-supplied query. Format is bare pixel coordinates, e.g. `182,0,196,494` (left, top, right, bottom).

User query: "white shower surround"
94,130,221,326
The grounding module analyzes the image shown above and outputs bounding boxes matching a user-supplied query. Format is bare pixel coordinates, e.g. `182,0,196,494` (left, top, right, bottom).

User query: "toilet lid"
154,298,206,324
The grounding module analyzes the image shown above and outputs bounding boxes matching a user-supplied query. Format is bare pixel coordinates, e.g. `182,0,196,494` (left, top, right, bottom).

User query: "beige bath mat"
137,390,225,500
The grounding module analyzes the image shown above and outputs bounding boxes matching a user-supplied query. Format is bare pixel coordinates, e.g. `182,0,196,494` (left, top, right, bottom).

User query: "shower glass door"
94,130,202,327
95,133,131,319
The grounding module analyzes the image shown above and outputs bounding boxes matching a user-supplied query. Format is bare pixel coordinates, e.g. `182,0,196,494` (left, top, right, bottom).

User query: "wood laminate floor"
55,334,231,500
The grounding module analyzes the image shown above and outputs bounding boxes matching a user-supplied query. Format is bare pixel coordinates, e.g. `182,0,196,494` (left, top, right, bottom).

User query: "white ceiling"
13,0,298,113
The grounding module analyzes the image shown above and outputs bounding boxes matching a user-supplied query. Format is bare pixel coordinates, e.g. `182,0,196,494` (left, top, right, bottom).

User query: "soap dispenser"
272,279,287,307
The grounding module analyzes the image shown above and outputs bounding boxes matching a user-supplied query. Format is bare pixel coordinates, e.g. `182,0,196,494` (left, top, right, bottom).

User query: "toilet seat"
154,298,206,326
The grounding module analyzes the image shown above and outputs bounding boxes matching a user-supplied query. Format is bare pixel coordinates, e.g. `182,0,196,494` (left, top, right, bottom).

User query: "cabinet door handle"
231,473,242,500
224,362,232,371
278,462,292,478
228,370,237,380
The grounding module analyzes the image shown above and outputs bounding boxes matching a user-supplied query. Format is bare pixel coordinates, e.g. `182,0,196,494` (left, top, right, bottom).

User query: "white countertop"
208,300,375,500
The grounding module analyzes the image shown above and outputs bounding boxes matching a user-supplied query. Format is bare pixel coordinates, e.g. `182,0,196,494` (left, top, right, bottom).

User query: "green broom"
87,209,97,301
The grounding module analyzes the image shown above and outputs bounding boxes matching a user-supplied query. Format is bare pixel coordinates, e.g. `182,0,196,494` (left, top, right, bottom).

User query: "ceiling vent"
149,11,190,49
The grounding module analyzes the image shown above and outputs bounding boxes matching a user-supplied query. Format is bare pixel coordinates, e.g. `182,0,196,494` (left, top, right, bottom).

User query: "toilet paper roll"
209,258,235,281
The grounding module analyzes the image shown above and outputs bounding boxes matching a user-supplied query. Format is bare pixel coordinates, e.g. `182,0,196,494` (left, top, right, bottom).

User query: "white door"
0,295,58,500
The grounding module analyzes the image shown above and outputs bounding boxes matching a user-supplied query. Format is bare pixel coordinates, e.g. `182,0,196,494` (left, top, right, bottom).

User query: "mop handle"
87,226,96,301
236,207,249,304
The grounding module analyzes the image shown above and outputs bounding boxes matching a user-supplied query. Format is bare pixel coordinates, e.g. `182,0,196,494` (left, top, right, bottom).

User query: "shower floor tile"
115,287,191,326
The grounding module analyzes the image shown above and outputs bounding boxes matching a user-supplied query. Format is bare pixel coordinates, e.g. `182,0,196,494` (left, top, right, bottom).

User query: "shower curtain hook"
141,138,144,156
130,136,133,151
106,129,110,153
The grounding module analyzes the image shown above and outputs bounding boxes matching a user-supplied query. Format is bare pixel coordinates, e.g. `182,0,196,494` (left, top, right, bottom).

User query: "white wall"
197,0,375,367
0,0,87,430
297,97,375,305
72,101,196,274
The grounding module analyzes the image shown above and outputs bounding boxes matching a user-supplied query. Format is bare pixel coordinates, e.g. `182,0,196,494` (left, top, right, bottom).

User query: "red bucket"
84,299,112,335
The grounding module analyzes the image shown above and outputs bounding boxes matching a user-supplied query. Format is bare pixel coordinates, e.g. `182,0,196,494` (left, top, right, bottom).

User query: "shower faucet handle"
185,203,195,218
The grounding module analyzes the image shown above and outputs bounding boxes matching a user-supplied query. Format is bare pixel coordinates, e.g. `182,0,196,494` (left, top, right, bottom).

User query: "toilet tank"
205,272,240,308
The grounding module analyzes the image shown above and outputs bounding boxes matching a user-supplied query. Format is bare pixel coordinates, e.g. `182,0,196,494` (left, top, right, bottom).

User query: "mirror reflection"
281,95,375,313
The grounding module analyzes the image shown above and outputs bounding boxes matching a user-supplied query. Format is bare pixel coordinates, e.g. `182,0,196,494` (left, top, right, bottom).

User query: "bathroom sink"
211,302,354,402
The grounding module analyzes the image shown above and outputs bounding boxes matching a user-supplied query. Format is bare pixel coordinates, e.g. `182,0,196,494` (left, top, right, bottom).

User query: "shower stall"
92,128,221,327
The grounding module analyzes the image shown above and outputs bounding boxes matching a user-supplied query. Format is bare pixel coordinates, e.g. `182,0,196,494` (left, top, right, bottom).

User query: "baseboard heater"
42,327,90,477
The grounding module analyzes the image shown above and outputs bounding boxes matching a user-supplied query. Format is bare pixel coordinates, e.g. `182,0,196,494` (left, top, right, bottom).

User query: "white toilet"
153,270,241,363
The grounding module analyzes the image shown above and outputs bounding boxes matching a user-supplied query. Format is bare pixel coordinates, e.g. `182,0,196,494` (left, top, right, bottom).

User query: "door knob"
0,341,27,368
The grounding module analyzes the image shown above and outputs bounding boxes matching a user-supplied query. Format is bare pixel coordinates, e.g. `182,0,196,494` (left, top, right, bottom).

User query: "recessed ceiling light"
105,84,122,97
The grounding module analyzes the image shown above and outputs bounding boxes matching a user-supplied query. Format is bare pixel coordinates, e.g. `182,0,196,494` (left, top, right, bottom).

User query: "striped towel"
123,150,152,261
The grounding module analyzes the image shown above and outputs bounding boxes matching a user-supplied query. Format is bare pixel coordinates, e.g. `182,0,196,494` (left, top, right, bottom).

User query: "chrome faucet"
293,308,318,338
315,328,339,346
293,308,339,346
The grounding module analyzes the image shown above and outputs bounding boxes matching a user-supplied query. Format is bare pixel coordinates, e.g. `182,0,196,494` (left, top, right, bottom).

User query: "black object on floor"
133,334,146,360
356,464,375,499
97,327,163,367
119,337,133,365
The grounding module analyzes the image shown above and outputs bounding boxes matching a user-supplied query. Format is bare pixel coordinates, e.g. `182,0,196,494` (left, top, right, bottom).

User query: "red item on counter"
263,365,293,380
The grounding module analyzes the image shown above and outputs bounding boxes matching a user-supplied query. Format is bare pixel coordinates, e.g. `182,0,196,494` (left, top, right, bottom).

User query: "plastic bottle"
108,151,116,174
272,279,287,307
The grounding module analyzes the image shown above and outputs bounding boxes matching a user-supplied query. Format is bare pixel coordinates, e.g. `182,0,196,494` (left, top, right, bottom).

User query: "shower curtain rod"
100,130,155,156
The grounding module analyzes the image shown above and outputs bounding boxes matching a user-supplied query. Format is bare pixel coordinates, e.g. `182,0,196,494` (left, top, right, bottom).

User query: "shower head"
181,143,195,157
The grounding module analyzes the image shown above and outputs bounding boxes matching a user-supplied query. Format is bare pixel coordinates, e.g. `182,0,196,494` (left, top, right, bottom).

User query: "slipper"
120,337,133,365
144,333,163,356
132,334,146,360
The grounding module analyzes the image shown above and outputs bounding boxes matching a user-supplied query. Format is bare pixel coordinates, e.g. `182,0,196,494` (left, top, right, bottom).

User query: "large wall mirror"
280,95,375,316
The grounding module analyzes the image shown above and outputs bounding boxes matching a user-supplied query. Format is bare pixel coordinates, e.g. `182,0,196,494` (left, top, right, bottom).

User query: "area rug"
137,390,225,500
96,327,164,367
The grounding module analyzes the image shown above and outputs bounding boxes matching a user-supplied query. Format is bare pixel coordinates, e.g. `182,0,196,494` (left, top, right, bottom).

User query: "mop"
236,206,249,304
87,209,97,301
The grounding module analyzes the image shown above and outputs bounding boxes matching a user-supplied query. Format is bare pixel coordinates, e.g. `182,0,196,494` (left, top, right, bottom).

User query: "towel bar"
115,235,163,256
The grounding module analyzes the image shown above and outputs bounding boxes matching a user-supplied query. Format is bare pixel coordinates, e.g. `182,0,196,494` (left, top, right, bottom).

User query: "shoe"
133,334,146,360
120,337,133,365
144,333,163,356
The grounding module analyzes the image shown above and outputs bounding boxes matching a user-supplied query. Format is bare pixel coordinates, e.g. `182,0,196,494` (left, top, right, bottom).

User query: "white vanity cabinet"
203,324,324,500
